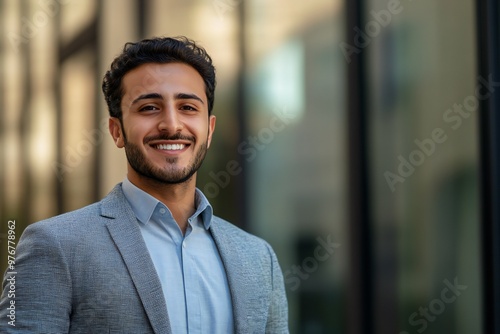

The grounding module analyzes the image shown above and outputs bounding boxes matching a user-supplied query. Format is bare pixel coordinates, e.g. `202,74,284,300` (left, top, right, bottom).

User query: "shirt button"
159,208,166,214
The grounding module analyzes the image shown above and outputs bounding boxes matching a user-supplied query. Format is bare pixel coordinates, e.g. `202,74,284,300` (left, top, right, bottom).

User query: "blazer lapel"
101,185,172,334
210,219,268,333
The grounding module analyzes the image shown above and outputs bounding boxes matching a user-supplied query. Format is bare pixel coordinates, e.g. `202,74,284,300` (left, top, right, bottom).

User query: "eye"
139,105,159,112
180,105,198,111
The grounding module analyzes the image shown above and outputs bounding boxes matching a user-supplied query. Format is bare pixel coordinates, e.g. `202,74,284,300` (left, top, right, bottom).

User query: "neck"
128,173,197,234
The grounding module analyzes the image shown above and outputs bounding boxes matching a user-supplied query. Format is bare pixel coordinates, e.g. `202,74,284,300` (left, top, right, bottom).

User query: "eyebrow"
131,93,163,106
130,92,204,106
176,93,204,104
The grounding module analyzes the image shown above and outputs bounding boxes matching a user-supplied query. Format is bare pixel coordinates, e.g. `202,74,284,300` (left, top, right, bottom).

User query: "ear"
207,115,216,149
109,117,125,148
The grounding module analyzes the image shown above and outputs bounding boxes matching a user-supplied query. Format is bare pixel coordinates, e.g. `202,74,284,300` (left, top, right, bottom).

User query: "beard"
123,133,208,185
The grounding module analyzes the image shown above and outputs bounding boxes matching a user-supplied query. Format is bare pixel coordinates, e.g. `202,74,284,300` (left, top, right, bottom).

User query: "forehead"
121,62,206,103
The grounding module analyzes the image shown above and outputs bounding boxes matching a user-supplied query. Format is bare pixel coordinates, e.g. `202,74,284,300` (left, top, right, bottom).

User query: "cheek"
123,118,151,142
180,120,201,138
192,119,210,136
197,128,210,143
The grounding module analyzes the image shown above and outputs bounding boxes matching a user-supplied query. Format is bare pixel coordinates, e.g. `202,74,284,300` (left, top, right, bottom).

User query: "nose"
158,105,183,133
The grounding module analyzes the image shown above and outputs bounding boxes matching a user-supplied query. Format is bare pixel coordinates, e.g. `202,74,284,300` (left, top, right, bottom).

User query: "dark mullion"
477,0,500,333
236,1,248,230
0,0,6,276
93,1,102,203
346,0,373,333
57,9,100,210
55,6,64,214
0,0,5,223
136,0,149,39
20,0,33,225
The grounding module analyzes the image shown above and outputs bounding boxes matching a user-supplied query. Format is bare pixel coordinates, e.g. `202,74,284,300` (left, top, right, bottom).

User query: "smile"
155,144,186,151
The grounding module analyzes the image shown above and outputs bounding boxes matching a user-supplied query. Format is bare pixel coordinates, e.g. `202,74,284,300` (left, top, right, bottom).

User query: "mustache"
144,133,195,144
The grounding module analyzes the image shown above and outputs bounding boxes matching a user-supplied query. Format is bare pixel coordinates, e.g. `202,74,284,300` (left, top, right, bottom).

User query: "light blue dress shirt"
122,178,234,334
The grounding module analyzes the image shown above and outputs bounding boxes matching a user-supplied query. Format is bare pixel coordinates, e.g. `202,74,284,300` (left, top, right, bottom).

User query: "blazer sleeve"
0,222,72,333
265,244,289,334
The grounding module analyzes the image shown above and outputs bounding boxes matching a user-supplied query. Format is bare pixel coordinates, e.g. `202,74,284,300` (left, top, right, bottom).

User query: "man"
0,36,289,333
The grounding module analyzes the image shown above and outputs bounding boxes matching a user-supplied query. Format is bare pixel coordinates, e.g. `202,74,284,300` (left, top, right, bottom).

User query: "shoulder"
17,186,131,257
210,215,276,257
23,184,124,237
18,201,105,250
211,215,265,242
26,201,102,233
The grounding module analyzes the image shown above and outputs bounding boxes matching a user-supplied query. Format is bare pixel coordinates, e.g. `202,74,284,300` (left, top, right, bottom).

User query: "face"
109,62,216,186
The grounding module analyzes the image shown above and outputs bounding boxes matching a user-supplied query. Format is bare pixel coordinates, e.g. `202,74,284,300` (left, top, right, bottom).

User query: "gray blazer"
0,184,289,333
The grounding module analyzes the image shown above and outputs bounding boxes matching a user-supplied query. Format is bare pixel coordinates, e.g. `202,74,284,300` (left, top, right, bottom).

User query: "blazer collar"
100,184,172,334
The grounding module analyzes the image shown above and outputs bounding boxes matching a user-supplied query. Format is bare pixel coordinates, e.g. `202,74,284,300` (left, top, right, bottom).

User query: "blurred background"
1,0,499,333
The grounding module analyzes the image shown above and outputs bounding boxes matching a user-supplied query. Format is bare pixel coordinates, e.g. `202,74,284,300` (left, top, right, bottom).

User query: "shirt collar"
121,178,213,229
193,188,214,230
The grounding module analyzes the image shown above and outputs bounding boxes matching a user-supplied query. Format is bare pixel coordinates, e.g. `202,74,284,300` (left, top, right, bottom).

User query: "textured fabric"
0,184,289,333
122,178,233,333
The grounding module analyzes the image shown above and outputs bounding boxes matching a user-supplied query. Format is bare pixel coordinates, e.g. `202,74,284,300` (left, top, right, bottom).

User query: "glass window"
365,0,482,333
245,1,348,332
60,49,97,212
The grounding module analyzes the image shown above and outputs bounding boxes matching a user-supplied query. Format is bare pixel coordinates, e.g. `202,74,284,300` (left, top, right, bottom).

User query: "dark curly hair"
102,36,216,118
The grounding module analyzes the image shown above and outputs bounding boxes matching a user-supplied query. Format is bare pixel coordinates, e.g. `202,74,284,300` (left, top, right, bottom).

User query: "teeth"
156,144,185,150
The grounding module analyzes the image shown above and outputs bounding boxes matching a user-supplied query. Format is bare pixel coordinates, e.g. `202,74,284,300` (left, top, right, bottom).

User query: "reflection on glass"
366,0,482,333
254,38,305,120
245,1,347,332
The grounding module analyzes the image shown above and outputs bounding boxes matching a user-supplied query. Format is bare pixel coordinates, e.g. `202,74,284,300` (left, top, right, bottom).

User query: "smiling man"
0,37,289,333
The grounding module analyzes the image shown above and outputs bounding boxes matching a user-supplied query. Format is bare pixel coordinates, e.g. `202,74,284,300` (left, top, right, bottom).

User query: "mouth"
154,143,186,151
149,141,191,155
